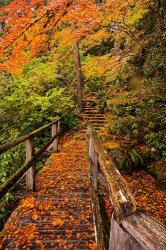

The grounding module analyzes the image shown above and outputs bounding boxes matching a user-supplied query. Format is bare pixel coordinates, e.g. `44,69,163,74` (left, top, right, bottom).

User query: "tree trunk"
74,41,83,109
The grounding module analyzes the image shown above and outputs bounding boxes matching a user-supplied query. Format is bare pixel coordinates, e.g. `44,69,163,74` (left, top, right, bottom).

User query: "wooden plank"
109,213,144,250
0,119,60,154
90,164,106,250
87,125,136,222
122,212,166,250
25,137,35,191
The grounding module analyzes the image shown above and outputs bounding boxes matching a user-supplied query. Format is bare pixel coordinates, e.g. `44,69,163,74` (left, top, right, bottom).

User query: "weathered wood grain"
122,211,166,250
109,213,144,250
90,162,105,250
87,125,136,222
26,137,35,191
52,123,58,152
87,125,166,250
88,131,105,249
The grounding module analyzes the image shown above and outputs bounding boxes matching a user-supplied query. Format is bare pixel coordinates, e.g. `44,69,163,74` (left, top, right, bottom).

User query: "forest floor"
100,170,166,225
124,171,165,224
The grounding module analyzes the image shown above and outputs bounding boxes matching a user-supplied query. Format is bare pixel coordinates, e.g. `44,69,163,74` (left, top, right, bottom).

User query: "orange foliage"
0,0,99,73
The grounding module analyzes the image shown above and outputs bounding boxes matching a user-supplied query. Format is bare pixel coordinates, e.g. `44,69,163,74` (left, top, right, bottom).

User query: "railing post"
58,120,60,133
51,121,60,153
88,126,98,190
109,213,145,250
87,126,105,249
92,147,98,191
89,136,98,191
25,136,35,191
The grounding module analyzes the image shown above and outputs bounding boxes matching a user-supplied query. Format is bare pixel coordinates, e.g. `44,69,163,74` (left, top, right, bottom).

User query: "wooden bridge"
0,116,166,249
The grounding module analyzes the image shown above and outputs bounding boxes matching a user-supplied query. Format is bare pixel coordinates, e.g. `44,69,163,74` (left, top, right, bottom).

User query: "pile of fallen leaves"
0,131,97,249
124,171,166,225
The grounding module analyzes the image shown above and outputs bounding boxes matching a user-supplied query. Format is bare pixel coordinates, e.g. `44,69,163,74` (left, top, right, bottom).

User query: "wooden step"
93,124,104,128
83,107,97,110
83,113,105,117
87,120,105,124
84,110,98,114
85,116,105,120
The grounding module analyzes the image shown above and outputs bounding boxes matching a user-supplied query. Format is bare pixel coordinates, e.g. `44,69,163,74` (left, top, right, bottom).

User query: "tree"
0,0,99,107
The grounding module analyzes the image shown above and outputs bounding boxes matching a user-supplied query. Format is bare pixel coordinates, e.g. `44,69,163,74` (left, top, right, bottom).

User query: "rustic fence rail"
0,119,60,199
87,125,166,250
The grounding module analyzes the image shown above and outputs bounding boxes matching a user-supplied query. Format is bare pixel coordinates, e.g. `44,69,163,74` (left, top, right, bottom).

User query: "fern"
120,149,144,174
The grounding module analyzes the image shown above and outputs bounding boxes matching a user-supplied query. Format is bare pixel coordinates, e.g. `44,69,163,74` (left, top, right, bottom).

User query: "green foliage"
0,56,75,184
0,0,12,7
61,110,80,130
0,144,25,185
143,46,166,78
84,39,114,56
120,149,144,174
96,91,108,112
146,132,166,160
85,77,102,93
111,117,140,141
107,14,166,160
135,10,156,32
0,192,17,230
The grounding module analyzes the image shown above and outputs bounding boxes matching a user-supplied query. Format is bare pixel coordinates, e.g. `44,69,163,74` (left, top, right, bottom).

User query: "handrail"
87,125,136,222
87,125,166,250
0,118,60,154
0,119,61,199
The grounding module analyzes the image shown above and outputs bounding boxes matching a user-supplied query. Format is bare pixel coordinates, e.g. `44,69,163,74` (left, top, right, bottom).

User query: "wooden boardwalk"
0,116,166,250
0,132,96,249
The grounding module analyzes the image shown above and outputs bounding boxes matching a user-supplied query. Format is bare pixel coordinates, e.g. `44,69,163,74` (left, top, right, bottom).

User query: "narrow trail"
0,131,96,249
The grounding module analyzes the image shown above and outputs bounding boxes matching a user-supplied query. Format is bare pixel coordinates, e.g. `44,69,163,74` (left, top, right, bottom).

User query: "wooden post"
109,213,144,250
88,127,105,249
92,147,98,192
26,136,35,191
88,128,98,190
58,120,61,134
122,212,166,250
52,121,60,152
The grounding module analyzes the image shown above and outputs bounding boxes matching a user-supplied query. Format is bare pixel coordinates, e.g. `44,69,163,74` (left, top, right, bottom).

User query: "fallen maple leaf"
52,218,64,227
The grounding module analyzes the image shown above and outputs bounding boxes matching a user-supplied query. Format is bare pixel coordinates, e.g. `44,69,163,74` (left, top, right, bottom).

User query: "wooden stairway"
83,102,106,130
0,132,96,249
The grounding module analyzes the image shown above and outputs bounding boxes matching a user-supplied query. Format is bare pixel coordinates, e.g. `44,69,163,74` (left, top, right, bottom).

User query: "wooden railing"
0,119,61,199
87,125,166,250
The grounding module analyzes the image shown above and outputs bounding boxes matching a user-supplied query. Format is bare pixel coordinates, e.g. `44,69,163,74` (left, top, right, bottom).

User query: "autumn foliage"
0,0,165,243
0,0,100,73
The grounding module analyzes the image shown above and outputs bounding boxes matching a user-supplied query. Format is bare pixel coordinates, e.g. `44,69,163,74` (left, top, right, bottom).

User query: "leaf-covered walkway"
0,132,96,249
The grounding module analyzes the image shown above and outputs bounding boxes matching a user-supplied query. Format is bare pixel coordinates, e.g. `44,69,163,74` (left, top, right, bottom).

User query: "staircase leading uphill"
83,101,106,130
